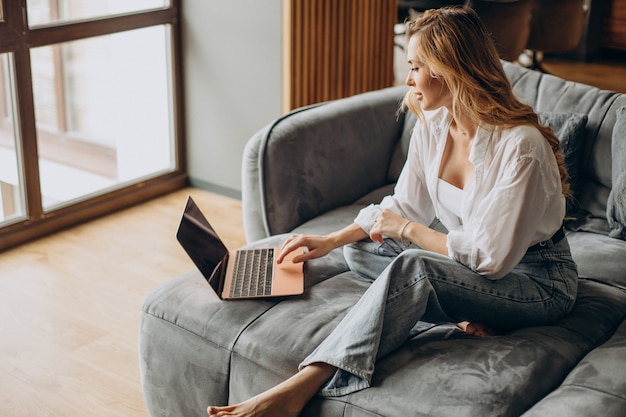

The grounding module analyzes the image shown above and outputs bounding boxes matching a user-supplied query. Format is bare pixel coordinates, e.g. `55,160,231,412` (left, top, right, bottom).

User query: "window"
0,0,185,251
27,0,168,27
0,53,25,225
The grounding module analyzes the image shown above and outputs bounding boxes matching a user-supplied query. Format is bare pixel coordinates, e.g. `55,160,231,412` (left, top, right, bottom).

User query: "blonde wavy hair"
403,7,570,197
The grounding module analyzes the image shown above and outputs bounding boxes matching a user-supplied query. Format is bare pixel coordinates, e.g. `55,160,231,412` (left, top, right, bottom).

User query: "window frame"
0,0,186,251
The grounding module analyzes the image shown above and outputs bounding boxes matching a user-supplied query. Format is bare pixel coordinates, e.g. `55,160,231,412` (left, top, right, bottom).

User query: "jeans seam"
552,258,577,314
387,275,421,303
446,270,557,303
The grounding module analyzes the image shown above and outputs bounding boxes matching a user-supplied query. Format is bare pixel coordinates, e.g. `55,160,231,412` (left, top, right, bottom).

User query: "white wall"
182,0,283,198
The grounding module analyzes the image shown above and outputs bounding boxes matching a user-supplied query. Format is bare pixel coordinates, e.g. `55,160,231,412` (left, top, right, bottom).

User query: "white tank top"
437,178,465,221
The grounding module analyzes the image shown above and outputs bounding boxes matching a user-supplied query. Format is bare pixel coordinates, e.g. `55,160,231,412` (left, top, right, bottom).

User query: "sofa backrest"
246,86,406,238
502,61,626,232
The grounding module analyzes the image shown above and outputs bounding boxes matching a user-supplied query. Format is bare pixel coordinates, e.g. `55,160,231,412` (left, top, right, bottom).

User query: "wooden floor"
542,57,626,94
0,188,245,417
1,58,625,417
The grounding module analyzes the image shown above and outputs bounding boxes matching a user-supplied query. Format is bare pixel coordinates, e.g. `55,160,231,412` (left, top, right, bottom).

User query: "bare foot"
207,389,300,417
207,363,335,417
457,321,496,337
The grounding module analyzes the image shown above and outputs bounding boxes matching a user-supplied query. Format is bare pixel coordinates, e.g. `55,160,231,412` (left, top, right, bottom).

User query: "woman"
208,7,577,417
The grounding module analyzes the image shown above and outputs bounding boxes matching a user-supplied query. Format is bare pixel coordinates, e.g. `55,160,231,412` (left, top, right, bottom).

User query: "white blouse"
354,107,565,279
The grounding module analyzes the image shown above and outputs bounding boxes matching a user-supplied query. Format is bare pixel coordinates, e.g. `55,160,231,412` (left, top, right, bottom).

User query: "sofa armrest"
242,86,408,242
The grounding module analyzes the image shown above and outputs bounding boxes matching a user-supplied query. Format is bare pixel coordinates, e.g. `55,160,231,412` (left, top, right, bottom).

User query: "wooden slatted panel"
283,0,396,112
602,0,626,51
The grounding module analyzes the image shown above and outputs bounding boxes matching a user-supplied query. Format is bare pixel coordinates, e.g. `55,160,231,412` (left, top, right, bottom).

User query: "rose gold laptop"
176,196,304,300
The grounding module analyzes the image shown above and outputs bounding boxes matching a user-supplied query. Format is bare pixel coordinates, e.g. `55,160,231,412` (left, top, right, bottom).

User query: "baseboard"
189,177,242,200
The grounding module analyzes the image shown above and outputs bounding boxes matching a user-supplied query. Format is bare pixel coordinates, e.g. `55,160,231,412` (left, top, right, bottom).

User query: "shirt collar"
469,125,492,166
439,108,492,167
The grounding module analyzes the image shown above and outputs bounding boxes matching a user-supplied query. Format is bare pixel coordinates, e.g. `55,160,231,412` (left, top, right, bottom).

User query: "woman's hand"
276,234,336,264
370,209,411,243
277,223,369,264
372,209,448,255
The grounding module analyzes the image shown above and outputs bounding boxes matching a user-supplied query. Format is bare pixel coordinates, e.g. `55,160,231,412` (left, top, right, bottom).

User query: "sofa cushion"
520,319,626,417
567,231,626,290
228,272,626,417
538,111,588,213
607,106,626,240
139,271,282,414
228,272,370,406
352,278,626,417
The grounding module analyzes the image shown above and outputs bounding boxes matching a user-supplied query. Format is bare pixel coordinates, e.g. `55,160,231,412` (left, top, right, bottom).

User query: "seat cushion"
139,271,282,415
140,237,626,417
567,231,626,290
521,319,626,417
228,274,626,417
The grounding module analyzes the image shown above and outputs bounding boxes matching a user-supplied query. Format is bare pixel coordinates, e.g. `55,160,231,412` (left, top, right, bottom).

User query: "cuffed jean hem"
298,358,371,397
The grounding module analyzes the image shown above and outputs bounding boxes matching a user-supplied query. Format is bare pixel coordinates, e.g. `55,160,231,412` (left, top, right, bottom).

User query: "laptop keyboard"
230,248,274,297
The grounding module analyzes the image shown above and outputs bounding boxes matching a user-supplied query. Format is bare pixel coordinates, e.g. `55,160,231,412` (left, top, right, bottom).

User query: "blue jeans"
298,237,578,397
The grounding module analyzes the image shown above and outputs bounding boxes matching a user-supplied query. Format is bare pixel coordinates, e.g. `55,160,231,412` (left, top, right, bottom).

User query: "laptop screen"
176,197,229,293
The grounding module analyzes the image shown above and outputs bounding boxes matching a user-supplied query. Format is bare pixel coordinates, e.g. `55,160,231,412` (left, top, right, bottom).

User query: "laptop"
176,196,305,300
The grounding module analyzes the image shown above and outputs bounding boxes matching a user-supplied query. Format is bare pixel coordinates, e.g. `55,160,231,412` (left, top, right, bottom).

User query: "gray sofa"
139,61,626,417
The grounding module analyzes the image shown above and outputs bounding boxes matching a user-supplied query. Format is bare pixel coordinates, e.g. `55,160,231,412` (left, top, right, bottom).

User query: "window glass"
27,0,169,27
30,25,175,210
0,54,26,226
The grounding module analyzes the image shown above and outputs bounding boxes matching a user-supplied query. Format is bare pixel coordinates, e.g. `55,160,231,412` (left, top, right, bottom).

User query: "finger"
277,236,307,263
279,234,300,250
290,247,317,264
370,232,384,244
277,245,295,264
